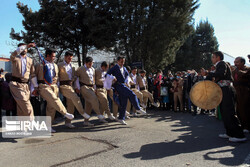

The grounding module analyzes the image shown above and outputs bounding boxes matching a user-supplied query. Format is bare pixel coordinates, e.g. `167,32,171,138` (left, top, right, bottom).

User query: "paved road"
1,110,250,167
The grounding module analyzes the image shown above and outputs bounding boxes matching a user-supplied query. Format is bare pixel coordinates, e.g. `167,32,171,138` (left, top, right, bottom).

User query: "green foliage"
11,0,199,69
175,19,219,71
11,0,118,65
114,0,199,71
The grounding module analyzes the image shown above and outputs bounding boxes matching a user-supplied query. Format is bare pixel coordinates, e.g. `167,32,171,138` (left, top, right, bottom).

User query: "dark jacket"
206,61,233,82
107,64,129,83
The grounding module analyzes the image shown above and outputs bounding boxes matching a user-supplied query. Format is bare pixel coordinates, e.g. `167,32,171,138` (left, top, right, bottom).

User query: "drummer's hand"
27,43,36,48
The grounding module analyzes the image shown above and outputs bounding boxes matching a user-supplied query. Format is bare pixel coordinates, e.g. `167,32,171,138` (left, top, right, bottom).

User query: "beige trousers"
80,85,101,116
127,88,144,113
9,81,34,118
141,90,154,109
39,84,67,123
60,85,86,124
96,88,112,116
174,92,183,111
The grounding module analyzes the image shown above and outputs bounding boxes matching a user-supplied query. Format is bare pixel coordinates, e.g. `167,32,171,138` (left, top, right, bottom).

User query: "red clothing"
154,75,162,97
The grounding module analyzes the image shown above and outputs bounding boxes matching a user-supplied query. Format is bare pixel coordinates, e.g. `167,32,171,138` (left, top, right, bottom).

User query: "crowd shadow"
0,117,128,144
124,110,250,166
54,119,130,133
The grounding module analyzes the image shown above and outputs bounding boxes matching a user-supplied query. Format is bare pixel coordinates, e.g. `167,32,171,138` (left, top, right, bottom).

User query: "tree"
114,0,199,71
174,29,195,71
175,19,219,71
10,0,199,70
193,20,219,69
10,0,119,66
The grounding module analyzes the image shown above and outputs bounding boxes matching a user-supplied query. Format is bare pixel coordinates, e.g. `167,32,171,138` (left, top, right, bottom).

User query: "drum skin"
190,80,223,110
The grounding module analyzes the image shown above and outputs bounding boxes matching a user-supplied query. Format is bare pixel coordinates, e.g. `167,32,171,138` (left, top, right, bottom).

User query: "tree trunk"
76,45,81,67
56,49,64,64
81,44,87,65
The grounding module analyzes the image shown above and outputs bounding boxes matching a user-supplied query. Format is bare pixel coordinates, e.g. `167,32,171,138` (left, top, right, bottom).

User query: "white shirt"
16,46,28,77
75,78,80,90
104,74,115,90
84,64,94,83
45,60,55,78
20,56,27,77
64,61,72,80
131,73,137,84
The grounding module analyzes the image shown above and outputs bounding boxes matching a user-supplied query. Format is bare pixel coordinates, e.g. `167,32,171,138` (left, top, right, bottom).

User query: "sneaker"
125,115,131,119
136,108,147,115
82,113,90,119
108,114,116,120
219,134,230,139
152,102,160,107
65,123,76,129
117,119,127,125
126,111,131,116
229,137,247,143
140,103,147,109
97,115,105,120
64,113,74,120
83,121,94,127
132,113,138,117
243,129,249,133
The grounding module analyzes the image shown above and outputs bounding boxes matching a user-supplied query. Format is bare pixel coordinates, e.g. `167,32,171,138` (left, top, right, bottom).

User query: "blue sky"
1,0,249,62
193,0,250,61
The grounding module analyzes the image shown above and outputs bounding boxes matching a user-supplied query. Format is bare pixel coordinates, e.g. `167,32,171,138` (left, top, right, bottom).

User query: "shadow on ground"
124,110,250,166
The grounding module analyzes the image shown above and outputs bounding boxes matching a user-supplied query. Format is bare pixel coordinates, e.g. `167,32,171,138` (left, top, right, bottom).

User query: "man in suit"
106,56,146,125
202,51,246,142
95,61,116,120
138,70,160,111
58,51,90,128
126,67,146,116
9,43,36,119
35,48,74,133
75,57,106,126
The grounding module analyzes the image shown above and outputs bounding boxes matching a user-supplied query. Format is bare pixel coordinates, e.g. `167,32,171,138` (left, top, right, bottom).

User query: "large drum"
190,80,222,110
